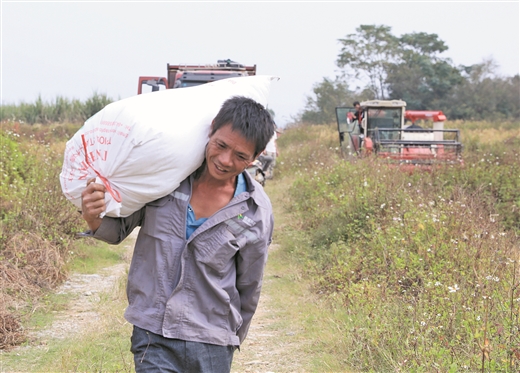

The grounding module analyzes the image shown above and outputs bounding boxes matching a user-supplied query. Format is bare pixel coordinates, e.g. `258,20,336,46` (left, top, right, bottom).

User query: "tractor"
336,100,463,169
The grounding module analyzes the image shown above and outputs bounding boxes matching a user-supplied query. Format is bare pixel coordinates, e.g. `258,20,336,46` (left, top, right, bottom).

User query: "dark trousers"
131,326,235,373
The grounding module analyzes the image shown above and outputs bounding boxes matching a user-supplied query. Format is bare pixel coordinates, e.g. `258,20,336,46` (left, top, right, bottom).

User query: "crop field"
1,118,519,372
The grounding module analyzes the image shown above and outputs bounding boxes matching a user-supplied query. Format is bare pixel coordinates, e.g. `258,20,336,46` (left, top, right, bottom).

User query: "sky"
1,1,519,127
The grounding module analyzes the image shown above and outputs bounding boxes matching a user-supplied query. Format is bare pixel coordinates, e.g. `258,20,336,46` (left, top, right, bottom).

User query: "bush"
0,123,86,349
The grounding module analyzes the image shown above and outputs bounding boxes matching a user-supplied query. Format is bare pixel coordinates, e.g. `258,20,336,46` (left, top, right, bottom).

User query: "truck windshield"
367,108,401,127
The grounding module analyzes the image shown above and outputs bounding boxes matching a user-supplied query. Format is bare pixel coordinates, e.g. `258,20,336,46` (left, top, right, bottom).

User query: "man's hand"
81,178,106,232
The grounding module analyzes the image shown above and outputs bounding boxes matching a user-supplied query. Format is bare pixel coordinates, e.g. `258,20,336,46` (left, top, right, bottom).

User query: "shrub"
0,123,86,349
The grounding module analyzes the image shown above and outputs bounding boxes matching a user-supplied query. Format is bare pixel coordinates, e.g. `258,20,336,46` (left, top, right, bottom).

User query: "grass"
26,293,73,331
1,118,519,372
0,93,113,125
1,301,133,372
65,239,129,274
273,122,520,372
0,240,133,372
33,283,133,373
0,121,88,350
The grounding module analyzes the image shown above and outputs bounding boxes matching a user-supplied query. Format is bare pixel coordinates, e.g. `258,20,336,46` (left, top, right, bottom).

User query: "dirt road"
231,245,308,373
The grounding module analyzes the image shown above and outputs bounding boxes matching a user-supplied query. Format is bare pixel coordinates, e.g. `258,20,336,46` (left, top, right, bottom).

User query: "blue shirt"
186,173,246,239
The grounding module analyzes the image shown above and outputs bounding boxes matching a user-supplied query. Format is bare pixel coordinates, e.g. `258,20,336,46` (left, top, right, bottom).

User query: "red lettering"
95,136,112,145
96,150,108,161
89,151,98,162
79,160,89,171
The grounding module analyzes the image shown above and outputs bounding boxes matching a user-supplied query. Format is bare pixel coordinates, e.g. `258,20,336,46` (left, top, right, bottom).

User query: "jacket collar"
179,169,270,210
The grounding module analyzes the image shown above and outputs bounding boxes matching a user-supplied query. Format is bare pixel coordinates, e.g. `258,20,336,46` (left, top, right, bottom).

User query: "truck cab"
336,100,405,156
138,60,256,94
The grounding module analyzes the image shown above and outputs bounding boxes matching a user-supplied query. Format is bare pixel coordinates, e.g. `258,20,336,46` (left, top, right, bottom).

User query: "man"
81,96,275,372
258,129,278,179
351,101,365,152
352,101,365,135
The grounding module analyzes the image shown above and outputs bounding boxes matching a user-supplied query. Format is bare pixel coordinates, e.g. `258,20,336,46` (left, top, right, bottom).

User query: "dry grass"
0,233,68,350
1,122,84,350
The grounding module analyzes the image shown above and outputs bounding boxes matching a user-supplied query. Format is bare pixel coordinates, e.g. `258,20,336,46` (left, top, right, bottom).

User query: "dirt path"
31,265,128,342
27,233,136,344
231,244,306,373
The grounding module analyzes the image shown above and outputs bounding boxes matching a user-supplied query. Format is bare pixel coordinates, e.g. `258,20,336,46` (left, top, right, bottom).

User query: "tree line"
300,25,520,124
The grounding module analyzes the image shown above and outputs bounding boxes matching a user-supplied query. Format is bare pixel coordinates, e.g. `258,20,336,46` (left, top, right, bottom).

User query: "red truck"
137,59,256,94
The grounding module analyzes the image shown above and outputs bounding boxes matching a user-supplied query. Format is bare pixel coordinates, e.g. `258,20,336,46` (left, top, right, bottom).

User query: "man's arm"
235,212,274,343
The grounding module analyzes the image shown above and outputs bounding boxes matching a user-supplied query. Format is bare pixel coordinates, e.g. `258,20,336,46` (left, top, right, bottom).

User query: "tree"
447,59,520,120
337,25,399,99
386,32,463,110
305,26,519,123
336,27,463,110
300,77,355,124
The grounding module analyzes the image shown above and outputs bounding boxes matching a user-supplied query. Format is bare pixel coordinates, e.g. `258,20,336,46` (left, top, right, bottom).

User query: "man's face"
355,104,361,111
205,123,256,182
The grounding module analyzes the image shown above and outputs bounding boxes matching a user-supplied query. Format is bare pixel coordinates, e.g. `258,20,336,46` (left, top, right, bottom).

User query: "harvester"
137,59,256,94
335,100,463,169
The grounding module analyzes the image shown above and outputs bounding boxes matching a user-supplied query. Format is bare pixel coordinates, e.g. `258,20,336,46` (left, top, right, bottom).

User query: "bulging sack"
60,75,279,217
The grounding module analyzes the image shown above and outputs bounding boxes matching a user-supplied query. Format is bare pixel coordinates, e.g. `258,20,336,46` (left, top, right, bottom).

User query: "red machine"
336,100,463,169
405,111,446,124
137,59,256,94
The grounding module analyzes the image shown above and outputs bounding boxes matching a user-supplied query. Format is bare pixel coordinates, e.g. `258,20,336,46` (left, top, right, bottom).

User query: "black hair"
211,96,275,157
353,101,360,106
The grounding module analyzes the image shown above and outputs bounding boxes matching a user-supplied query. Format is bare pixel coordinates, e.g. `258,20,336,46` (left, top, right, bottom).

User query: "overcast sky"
1,1,519,126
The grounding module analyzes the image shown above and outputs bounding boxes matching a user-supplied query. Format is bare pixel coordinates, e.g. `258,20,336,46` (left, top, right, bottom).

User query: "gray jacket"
92,170,273,346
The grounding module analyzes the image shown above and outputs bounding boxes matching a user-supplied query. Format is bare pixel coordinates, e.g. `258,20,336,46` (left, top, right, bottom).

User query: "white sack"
60,75,279,217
